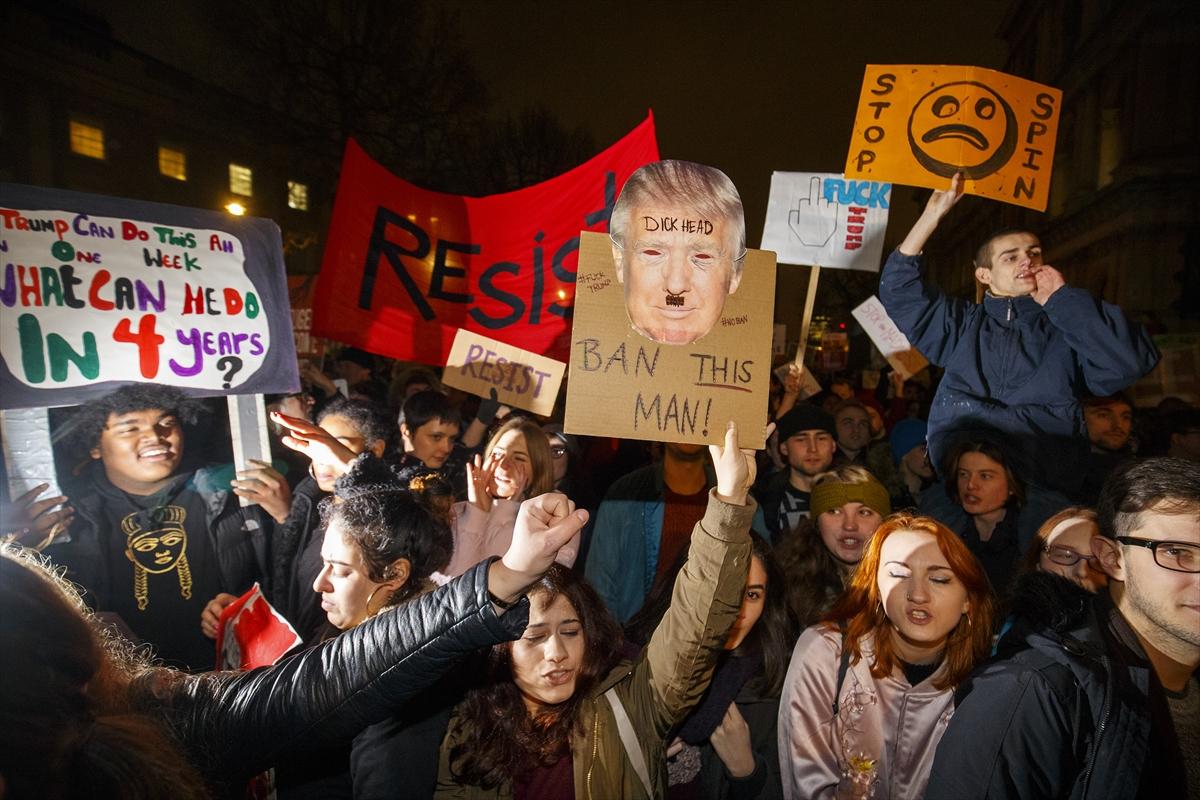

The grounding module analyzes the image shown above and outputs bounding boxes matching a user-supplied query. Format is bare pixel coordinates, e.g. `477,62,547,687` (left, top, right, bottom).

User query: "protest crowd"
1,87,1198,800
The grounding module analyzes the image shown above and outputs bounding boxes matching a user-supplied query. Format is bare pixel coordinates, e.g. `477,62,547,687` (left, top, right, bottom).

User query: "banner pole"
792,264,822,369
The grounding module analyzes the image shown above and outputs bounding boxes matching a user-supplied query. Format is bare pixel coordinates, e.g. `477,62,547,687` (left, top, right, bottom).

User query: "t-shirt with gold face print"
95,470,223,671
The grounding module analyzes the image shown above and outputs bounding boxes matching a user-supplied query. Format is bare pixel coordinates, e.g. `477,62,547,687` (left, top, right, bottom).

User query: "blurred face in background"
835,406,872,453
1085,401,1133,452
818,501,884,565
955,452,1012,516
1039,516,1107,592
312,414,383,492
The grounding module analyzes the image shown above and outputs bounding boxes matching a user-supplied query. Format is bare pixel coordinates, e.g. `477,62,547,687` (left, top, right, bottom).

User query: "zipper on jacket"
1079,653,1113,797
586,709,601,799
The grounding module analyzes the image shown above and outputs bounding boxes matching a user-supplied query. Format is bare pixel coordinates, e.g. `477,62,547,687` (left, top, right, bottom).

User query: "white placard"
851,295,929,379
1,407,62,501
761,172,891,271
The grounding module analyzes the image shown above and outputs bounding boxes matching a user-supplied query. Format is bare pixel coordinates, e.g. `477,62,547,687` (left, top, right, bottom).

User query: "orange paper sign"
844,65,1062,211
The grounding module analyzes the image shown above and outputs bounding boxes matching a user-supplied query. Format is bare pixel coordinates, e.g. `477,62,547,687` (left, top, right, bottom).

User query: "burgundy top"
656,486,709,582
513,752,575,800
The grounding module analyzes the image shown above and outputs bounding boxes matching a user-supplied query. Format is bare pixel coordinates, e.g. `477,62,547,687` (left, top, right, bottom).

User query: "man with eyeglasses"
927,457,1200,799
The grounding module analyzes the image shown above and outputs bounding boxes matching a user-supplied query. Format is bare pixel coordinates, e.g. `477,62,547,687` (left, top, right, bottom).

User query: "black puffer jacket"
137,559,527,799
926,572,1188,799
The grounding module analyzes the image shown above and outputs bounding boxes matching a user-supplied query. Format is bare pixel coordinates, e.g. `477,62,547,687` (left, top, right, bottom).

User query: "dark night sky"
447,0,1011,240
78,0,1011,246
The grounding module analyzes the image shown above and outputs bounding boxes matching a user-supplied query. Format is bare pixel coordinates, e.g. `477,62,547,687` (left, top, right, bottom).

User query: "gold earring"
365,584,389,617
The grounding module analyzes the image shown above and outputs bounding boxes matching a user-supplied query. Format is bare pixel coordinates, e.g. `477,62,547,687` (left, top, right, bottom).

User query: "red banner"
312,114,660,364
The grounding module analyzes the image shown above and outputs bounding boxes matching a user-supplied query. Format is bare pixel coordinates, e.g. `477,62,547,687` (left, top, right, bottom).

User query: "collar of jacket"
982,291,1043,324
649,460,717,495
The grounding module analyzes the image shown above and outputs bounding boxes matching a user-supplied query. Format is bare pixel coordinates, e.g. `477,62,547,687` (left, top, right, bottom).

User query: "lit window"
158,146,187,181
287,181,309,211
70,120,105,159
229,163,253,196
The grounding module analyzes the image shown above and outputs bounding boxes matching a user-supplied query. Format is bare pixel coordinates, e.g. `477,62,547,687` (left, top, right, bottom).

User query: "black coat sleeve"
925,660,1087,800
148,558,527,786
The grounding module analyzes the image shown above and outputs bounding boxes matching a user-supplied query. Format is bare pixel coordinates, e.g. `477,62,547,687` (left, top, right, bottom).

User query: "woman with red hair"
778,514,995,800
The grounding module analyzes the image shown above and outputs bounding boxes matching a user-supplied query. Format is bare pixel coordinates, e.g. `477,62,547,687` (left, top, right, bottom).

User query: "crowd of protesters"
2,197,1198,800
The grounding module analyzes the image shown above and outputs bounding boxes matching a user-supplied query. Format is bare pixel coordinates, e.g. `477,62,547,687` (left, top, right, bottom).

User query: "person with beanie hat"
752,403,838,539
773,466,892,629
891,418,936,509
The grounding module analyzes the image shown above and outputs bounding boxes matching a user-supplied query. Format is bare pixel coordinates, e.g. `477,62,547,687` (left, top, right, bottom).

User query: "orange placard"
844,65,1062,211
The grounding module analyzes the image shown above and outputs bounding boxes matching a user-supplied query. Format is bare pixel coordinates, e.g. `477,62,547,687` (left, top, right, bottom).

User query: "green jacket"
437,491,756,799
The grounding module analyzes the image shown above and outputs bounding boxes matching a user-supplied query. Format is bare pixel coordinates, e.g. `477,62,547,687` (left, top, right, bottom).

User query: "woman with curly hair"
436,423,763,799
268,397,394,644
0,462,590,800
773,466,891,629
778,514,995,800
273,475,456,799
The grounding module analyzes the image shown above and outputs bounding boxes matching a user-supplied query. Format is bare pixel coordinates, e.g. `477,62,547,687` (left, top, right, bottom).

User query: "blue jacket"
584,462,715,623
879,250,1158,497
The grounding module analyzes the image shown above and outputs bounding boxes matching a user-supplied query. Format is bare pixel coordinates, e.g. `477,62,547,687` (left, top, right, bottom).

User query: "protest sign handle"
792,264,822,369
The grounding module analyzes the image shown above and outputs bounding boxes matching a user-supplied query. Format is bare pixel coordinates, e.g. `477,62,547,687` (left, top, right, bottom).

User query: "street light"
225,201,246,216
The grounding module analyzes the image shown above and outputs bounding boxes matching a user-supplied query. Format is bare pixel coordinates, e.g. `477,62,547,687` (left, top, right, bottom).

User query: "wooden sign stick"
792,264,822,369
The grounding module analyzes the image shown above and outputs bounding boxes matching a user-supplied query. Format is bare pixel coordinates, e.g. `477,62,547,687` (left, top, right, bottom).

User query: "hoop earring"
365,584,389,618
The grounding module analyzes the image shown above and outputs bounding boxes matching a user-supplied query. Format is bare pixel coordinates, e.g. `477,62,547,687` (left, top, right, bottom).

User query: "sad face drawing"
907,80,1017,179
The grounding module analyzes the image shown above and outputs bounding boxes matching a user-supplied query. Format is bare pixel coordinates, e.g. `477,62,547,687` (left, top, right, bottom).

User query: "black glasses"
1042,545,1100,568
1115,537,1200,574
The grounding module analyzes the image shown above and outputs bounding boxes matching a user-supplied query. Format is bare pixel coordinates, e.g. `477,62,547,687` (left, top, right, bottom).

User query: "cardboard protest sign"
852,295,929,379
442,328,566,416
761,173,891,271
215,583,303,671
0,184,299,409
565,233,775,449
287,275,327,360
313,114,659,365
844,66,1062,211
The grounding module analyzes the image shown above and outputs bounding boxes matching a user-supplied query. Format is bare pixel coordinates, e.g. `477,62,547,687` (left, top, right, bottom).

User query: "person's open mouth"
905,608,933,626
139,446,174,462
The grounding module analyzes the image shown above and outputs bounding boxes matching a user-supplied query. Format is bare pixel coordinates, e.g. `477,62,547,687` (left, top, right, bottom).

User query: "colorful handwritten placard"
844,65,1062,211
0,183,298,409
761,172,892,271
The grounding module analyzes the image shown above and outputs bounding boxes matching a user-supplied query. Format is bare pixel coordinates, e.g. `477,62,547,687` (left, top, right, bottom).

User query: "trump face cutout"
610,161,745,346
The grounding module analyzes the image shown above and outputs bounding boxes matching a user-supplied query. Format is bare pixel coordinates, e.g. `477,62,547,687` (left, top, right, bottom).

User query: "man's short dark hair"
1082,392,1133,410
398,389,461,433
70,384,205,451
1096,457,1200,539
973,228,1038,269
1164,408,1200,437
